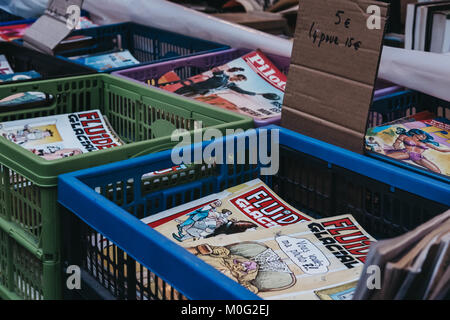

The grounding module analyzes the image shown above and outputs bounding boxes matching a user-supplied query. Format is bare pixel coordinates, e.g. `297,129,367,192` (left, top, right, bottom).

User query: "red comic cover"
158,50,286,120
0,23,31,41
142,178,313,245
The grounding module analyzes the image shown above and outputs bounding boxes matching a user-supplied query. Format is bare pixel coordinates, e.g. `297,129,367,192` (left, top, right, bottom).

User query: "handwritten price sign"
282,0,388,154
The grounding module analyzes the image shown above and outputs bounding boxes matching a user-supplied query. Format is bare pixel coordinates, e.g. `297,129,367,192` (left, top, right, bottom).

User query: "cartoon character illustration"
173,200,223,239
365,136,382,152
163,67,280,101
186,242,295,294
3,124,53,145
172,200,258,242
31,147,82,160
385,128,450,173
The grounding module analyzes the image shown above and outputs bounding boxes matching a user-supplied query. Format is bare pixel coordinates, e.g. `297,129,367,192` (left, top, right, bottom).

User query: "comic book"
88,178,314,299
0,92,49,108
178,214,376,300
102,213,373,300
0,110,123,160
142,179,313,244
0,70,41,82
365,116,450,177
0,22,31,41
69,50,140,71
158,50,286,120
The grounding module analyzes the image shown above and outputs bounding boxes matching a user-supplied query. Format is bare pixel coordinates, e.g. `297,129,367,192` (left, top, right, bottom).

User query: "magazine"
89,178,313,299
365,116,450,177
142,179,313,244
69,50,140,71
0,54,13,74
0,92,49,108
0,70,41,82
0,22,31,41
178,214,376,300
158,50,286,120
0,110,123,160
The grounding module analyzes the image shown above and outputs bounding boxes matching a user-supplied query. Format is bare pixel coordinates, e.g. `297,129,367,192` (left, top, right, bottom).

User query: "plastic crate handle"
0,92,56,114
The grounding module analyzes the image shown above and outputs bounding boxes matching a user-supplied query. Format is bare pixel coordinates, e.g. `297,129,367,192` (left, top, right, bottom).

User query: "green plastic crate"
0,74,253,299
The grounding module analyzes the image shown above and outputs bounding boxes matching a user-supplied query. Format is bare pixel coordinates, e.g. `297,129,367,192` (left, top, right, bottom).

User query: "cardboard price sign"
282,0,388,154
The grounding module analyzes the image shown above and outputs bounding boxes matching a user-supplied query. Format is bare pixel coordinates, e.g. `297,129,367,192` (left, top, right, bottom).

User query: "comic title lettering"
68,111,119,152
230,186,310,228
308,217,374,269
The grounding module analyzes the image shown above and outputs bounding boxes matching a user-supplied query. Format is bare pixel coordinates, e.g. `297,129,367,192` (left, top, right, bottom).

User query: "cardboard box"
281,0,388,153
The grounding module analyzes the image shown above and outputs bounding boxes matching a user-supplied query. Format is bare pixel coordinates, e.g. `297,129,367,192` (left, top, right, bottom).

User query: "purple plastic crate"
373,79,403,99
112,48,289,127
112,48,403,127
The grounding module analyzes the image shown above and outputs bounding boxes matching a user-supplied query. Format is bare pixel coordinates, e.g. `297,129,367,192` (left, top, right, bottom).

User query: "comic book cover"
0,54,13,74
69,50,140,71
158,50,286,120
89,205,375,299
0,70,41,82
180,214,376,300
365,116,450,177
142,179,313,244
0,23,31,41
0,109,123,160
0,92,48,107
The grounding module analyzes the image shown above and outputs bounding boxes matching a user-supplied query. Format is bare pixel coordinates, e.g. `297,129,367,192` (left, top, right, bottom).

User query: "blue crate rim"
58,126,449,300
61,126,450,206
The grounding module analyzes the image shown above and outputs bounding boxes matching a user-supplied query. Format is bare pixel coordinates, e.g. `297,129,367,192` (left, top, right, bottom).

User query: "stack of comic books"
157,50,286,121
365,111,450,178
0,110,123,160
354,209,450,300
89,178,377,300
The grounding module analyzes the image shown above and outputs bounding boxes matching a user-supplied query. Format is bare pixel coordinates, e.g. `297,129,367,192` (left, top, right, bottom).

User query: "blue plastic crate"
58,126,449,300
370,89,449,126
56,22,230,73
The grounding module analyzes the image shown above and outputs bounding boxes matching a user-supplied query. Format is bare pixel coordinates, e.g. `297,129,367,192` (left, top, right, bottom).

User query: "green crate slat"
0,74,253,299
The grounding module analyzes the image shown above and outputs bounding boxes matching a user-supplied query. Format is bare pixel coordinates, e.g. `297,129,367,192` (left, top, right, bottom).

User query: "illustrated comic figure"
365,136,382,152
174,200,223,238
31,147,82,160
172,207,232,242
165,67,280,101
2,124,53,145
385,128,450,173
186,243,295,294
172,200,258,242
